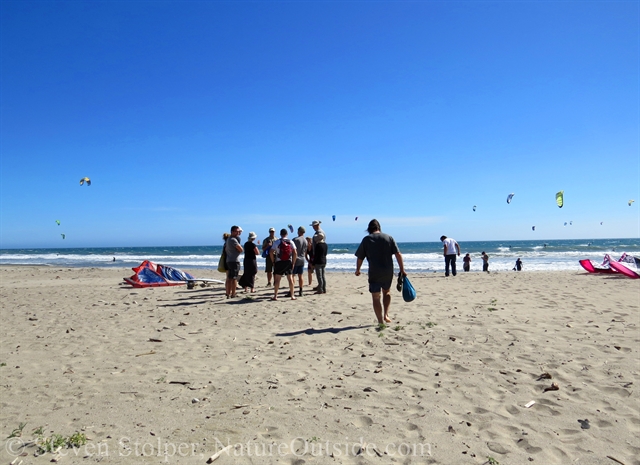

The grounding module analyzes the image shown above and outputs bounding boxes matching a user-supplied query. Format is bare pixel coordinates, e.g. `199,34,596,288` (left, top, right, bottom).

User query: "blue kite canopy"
124,260,194,287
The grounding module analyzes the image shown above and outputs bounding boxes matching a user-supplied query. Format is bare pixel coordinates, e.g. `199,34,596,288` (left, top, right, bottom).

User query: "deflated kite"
80,177,91,186
556,191,564,208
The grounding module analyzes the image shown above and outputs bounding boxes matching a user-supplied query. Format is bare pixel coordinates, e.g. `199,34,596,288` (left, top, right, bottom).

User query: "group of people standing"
222,224,523,325
441,236,522,274
223,220,329,301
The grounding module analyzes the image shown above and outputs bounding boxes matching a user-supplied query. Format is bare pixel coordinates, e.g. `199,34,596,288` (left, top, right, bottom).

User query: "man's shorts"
265,256,274,273
274,260,293,276
292,264,304,275
369,279,392,294
226,262,240,279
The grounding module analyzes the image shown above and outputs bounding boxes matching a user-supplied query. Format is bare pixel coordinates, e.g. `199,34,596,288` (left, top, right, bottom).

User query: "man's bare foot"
384,316,392,323
290,296,297,300
270,297,278,301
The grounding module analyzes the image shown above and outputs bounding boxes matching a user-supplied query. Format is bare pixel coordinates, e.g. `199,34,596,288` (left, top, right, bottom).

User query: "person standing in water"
463,253,471,272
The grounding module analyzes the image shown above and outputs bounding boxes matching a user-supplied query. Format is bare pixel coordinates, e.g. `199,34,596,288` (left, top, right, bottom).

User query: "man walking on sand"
440,235,460,277
269,228,298,300
355,219,406,325
262,227,277,286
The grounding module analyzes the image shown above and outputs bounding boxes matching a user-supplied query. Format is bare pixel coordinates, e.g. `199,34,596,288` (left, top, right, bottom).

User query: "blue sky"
1,0,638,248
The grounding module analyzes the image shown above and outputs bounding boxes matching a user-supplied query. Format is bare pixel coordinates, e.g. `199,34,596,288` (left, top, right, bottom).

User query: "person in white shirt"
440,235,461,277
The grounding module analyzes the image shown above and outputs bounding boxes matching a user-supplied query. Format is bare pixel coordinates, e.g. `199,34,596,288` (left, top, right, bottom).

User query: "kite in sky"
55,220,60,225
79,177,91,186
287,224,293,233
556,191,564,208
61,234,65,239
629,200,635,206
355,217,358,221
473,205,477,212
332,215,336,221
532,226,535,231
506,193,514,204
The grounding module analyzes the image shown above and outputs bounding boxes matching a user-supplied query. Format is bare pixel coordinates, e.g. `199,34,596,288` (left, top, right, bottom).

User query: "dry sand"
0,266,638,465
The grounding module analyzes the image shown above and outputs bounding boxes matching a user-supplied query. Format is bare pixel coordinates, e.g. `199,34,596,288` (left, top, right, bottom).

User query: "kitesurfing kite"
332,215,336,221
288,224,293,233
629,200,635,206
506,193,514,204
556,191,564,208
79,177,91,186
55,220,60,226
532,226,535,231
61,234,65,239
473,205,477,212
355,217,358,221
564,222,567,226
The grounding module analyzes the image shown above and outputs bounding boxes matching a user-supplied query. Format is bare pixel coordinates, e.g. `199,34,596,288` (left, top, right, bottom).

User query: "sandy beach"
0,266,638,464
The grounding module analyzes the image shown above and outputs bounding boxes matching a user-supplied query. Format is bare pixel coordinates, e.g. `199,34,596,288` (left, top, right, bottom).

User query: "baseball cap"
269,227,275,232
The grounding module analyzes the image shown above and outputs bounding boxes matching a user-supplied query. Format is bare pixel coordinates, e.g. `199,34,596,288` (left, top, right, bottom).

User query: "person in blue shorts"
354,219,406,325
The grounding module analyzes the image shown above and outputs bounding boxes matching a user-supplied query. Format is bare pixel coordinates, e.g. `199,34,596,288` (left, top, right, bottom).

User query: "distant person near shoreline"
463,253,471,272
481,251,489,272
513,257,523,271
440,235,461,277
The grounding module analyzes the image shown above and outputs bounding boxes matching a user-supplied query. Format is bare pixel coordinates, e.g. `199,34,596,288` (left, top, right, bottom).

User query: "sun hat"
248,232,257,240
310,220,322,226
269,227,275,232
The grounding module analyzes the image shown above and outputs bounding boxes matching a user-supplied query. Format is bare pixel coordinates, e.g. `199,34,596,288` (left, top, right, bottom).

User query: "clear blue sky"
1,0,638,248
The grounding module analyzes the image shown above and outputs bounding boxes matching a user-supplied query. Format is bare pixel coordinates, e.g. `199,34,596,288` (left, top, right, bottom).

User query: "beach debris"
524,401,536,408
206,444,233,463
543,382,559,392
79,177,91,186
578,419,590,429
135,350,156,357
606,456,628,465
192,398,199,404
556,190,564,208
536,372,552,381
233,404,249,409
363,387,377,392
448,425,456,434
506,193,515,204
169,381,190,385
148,338,163,342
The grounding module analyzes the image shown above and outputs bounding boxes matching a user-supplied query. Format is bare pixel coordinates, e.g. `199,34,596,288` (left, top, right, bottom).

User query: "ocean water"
1,239,638,273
